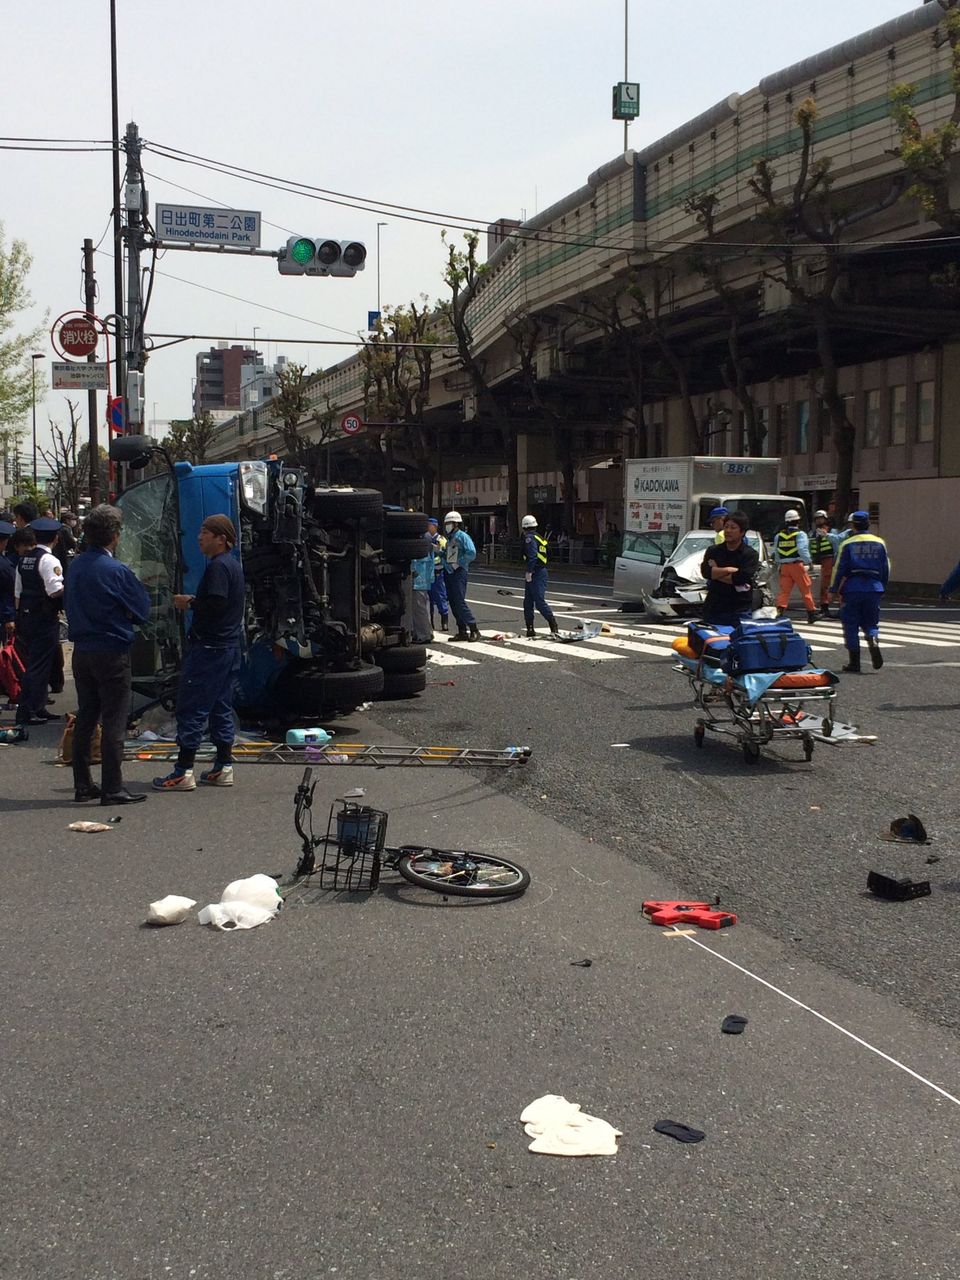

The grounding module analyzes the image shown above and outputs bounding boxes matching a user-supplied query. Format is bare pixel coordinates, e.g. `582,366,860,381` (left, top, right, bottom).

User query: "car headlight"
239,461,268,515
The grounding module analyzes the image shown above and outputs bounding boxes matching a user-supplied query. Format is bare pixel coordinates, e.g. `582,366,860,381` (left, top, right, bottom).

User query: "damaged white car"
642,530,774,620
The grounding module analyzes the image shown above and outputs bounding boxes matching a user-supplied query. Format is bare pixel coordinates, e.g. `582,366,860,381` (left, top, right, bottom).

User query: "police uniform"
426,521,449,631
522,524,559,637
14,520,64,724
829,514,889,672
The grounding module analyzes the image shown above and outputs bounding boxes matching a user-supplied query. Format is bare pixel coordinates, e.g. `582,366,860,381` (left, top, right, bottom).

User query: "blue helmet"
708,506,729,520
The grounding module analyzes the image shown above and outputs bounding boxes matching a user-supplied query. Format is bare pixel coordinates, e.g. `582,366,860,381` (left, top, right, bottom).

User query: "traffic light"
277,236,366,277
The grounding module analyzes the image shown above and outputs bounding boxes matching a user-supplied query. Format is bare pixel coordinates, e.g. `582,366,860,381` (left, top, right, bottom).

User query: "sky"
4,0,920,457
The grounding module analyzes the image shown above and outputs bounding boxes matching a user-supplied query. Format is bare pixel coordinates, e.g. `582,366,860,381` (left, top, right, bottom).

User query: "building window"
916,380,934,443
889,385,907,445
864,389,881,448
795,400,809,454
773,404,788,455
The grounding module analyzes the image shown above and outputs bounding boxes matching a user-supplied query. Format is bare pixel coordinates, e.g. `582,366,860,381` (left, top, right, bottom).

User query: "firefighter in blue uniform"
154,515,245,791
14,518,64,726
829,510,889,673
521,514,560,639
426,516,449,633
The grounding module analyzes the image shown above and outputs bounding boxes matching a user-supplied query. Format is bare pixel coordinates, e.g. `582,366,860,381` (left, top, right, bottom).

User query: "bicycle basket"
318,800,388,891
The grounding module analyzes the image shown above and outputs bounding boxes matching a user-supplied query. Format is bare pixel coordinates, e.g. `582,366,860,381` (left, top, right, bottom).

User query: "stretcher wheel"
694,722,705,748
742,742,761,764
822,720,833,737
803,734,815,762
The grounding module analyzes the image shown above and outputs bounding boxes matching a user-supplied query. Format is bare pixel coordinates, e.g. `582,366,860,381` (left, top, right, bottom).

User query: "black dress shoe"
23,716,52,726
100,790,147,806
74,785,102,802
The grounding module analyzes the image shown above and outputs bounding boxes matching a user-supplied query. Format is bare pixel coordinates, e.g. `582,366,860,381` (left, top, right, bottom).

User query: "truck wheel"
382,535,433,562
280,663,384,714
384,511,430,537
378,669,427,699
376,644,427,673
311,487,383,522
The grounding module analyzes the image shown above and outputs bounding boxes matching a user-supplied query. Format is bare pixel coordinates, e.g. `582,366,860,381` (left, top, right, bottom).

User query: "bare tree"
561,292,648,458
38,398,86,513
627,269,704,452
438,231,521,536
270,362,339,482
163,411,219,465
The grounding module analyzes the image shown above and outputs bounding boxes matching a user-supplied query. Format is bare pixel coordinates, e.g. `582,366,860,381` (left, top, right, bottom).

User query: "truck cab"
112,439,427,721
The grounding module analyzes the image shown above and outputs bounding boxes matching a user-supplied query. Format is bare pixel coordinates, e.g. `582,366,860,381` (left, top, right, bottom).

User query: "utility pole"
109,0,124,438
123,120,146,429
83,238,101,504
623,0,629,153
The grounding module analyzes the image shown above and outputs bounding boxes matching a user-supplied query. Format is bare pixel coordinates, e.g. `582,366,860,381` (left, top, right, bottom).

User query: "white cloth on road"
145,894,197,925
198,874,282,931
521,1094,621,1157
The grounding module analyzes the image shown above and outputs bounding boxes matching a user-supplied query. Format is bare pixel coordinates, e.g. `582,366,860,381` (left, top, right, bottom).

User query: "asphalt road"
3,593,960,1278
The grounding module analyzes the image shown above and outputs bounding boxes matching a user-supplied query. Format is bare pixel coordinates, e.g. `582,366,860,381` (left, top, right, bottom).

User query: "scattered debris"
0,726,28,745
198,874,283,931
68,820,114,833
867,870,931,902
285,726,333,747
654,1119,705,1145
642,899,737,930
145,895,197,926
926,855,941,865
427,680,457,687
721,1014,748,1035
882,814,930,845
552,618,603,644
489,633,507,643
600,623,613,635
496,589,515,596
570,959,593,968
610,742,630,748
521,1095,621,1157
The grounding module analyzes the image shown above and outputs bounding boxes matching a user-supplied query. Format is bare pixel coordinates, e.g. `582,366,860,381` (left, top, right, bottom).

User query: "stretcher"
673,653,844,764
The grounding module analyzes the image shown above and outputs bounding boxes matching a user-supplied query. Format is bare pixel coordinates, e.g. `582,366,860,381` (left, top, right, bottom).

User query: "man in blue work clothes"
154,515,245,791
442,510,480,643
426,516,449,633
829,510,889,673
14,519,64,727
65,505,152,804
520,514,560,639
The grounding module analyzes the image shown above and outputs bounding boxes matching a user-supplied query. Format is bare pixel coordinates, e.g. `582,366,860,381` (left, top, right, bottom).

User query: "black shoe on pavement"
867,637,884,669
38,712,62,722
448,630,471,643
100,789,147,806
525,627,537,639
440,615,448,633
467,625,481,642
74,785,102,802
842,654,861,674
23,716,52,726
807,610,818,624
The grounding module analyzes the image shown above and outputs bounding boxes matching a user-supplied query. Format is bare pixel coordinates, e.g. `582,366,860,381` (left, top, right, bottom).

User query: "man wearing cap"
809,511,840,618
425,516,449,633
14,518,64,726
65,504,152,804
829,511,889,673
700,511,760,628
154,515,245,791
521,514,560,639
774,509,818,624
707,506,729,544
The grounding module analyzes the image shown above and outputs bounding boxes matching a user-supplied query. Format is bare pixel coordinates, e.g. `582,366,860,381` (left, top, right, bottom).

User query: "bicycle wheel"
395,846,530,897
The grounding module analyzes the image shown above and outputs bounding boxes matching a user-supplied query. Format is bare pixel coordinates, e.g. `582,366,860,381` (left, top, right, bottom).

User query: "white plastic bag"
145,894,197,926
198,874,282,932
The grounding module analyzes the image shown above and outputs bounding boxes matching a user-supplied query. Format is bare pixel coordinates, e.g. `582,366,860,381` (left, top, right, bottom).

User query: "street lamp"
31,353,45,487
376,222,388,316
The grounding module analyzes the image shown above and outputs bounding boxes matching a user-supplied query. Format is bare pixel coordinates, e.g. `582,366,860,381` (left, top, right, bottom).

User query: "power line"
0,135,113,143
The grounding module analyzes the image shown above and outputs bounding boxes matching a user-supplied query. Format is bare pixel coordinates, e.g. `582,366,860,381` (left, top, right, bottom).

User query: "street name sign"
52,361,110,391
155,204,262,247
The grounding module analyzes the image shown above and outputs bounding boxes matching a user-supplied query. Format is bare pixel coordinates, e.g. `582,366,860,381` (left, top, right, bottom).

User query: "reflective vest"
432,533,446,571
534,533,548,566
17,546,60,623
810,534,834,564
775,528,801,560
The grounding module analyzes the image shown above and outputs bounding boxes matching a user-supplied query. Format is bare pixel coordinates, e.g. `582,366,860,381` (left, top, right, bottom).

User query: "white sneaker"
152,769,197,791
200,765,234,787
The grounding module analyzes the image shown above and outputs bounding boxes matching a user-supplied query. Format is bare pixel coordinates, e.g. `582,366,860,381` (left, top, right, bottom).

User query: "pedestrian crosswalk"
425,616,960,671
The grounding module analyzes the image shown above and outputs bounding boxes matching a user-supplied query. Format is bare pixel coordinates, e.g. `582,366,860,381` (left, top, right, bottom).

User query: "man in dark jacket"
154,515,245,792
14,519,64,726
65,504,152,804
700,511,760,628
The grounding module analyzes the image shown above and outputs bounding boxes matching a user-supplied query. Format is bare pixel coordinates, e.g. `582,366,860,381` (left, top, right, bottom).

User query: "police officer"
774,508,818,624
0,520,15,639
65,504,152,804
425,516,449,633
809,511,840,618
154,515,245,791
521,514,560,639
442,510,480,643
14,518,64,726
830,510,889,673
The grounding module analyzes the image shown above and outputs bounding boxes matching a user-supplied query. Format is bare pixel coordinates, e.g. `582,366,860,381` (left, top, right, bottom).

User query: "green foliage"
0,222,46,465
269,362,336,478
162,411,218,465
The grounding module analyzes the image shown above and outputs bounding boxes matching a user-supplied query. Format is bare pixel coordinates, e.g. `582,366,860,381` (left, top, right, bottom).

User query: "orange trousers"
777,562,816,612
817,556,835,608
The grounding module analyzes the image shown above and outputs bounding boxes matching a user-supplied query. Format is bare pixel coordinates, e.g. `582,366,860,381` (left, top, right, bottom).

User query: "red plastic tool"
641,899,737,930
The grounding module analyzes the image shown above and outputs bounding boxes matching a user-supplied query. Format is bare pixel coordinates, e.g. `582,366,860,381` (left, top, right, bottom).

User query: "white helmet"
814,509,828,519
521,515,538,530
784,509,801,523
444,510,462,525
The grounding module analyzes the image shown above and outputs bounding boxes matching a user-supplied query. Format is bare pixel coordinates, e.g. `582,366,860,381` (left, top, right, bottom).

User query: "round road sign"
57,316,98,359
341,413,363,435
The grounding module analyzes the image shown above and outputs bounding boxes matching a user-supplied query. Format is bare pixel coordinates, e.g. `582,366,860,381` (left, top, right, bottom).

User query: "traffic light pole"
109,0,125,453
83,238,101,505
123,120,145,430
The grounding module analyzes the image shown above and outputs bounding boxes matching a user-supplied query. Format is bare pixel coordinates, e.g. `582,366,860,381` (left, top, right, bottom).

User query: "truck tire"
376,644,427,673
280,663,384,714
384,511,430,537
382,535,433,562
378,669,427,699
311,487,383,522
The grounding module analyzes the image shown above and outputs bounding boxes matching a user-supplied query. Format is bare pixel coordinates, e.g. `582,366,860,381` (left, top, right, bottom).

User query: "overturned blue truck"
109,435,431,722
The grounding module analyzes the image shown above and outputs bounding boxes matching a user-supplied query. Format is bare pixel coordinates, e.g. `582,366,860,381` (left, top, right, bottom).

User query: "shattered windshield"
116,473,181,682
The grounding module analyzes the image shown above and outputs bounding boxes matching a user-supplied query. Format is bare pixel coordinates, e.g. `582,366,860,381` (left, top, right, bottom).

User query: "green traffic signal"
290,237,316,265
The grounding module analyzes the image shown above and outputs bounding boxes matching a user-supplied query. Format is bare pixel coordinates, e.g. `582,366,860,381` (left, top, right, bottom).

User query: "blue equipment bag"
725,619,810,674
686,622,733,664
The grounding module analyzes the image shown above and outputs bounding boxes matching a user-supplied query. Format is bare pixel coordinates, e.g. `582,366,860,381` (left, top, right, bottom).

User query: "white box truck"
613,456,804,604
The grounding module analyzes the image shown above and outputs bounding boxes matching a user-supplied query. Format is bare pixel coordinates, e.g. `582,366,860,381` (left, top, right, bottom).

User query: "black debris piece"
721,1014,748,1035
654,1120,705,1144
570,959,593,968
884,814,930,845
867,870,931,902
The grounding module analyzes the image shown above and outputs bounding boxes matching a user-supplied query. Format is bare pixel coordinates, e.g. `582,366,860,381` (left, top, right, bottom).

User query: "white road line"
438,637,554,663
577,634,683,658
426,648,478,666
795,625,948,648
480,631,624,661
